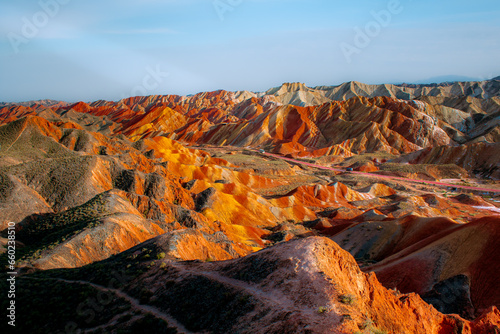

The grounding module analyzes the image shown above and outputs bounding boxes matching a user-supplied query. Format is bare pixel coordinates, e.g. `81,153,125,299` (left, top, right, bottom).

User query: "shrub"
317,306,328,314
339,294,356,305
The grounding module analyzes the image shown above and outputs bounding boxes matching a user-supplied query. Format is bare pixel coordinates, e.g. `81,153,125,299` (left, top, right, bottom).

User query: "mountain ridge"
2,76,499,107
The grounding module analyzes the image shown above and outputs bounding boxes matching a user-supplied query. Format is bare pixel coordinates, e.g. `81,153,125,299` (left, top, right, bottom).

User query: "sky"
0,0,499,102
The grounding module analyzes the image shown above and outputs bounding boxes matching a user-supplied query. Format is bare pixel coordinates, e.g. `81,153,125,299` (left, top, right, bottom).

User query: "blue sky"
0,0,499,102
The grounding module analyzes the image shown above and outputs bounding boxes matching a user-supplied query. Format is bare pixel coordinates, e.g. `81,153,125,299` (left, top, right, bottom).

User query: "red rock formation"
365,217,500,316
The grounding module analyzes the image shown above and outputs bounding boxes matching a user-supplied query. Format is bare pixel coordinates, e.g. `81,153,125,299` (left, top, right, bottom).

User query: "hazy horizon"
1,0,499,102
2,74,500,104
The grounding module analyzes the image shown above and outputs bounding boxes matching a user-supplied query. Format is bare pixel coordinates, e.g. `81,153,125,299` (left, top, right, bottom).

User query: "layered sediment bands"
2,78,499,161
0,79,499,332
398,142,500,179
364,217,500,316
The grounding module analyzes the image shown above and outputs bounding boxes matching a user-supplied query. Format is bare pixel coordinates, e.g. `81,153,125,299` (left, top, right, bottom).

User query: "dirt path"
4,122,27,152
169,261,331,329
172,262,297,312
24,276,193,334
260,151,500,194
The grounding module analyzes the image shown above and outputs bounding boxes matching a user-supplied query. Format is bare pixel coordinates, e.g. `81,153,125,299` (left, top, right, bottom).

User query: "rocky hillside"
0,79,499,333
2,80,499,178
3,237,499,333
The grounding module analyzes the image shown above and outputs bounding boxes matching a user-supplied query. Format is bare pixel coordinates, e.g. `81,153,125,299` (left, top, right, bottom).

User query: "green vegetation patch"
0,117,76,162
0,192,111,267
17,192,109,243
2,155,96,210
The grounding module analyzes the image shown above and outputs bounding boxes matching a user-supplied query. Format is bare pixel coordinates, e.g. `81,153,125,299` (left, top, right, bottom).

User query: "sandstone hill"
0,78,499,333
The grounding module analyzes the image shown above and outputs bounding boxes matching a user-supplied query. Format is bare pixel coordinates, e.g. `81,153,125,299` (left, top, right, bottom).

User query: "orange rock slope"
1,82,499,332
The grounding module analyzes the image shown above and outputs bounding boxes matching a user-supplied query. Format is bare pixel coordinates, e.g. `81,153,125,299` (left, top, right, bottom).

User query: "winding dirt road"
259,151,500,194
23,276,192,334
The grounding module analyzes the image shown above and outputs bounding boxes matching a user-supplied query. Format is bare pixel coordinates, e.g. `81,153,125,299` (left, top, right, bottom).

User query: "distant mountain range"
0,99,69,108
253,77,500,107
1,76,499,175
2,76,499,107
412,75,484,84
